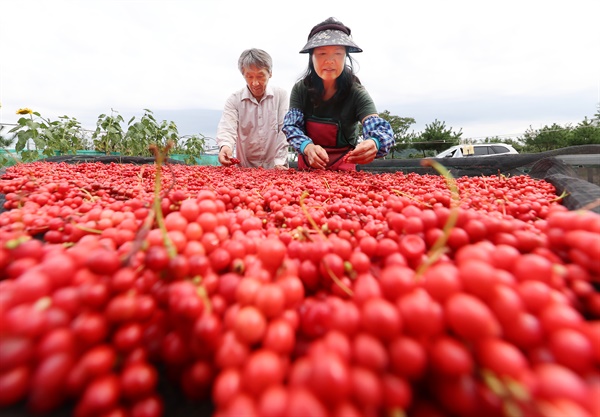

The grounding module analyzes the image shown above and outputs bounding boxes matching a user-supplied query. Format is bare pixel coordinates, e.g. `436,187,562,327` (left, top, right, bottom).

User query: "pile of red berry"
0,161,598,417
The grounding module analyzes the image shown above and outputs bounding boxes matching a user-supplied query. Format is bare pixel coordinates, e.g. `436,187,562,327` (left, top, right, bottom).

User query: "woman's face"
311,45,346,82
243,65,271,100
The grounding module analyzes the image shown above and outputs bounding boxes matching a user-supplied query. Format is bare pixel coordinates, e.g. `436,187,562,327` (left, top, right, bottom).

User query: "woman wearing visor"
282,17,394,171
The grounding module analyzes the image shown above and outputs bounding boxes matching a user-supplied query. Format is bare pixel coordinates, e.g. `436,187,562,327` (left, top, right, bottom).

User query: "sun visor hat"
299,23,362,53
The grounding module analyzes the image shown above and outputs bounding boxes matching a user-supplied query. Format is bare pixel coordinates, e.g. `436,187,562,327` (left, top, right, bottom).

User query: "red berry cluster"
229,158,240,165
0,161,598,417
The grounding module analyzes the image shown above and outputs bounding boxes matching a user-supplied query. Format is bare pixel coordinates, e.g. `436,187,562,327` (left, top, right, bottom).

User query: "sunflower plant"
122,109,179,157
47,115,85,154
6,107,208,166
9,109,85,162
92,109,125,154
9,108,49,162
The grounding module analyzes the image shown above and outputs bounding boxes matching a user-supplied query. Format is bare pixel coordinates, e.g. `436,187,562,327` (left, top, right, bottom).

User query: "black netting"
527,156,580,179
545,174,600,214
524,157,600,213
353,144,600,177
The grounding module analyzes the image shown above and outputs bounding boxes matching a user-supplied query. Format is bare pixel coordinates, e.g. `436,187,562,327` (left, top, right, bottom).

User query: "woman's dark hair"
299,17,361,107
306,16,352,39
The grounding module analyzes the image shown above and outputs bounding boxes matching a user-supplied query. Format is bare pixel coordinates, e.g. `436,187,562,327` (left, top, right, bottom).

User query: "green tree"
358,110,416,158
414,119,462,157
378,110,416,159
569,117,600,145
521,123,570,152
483,136,525,152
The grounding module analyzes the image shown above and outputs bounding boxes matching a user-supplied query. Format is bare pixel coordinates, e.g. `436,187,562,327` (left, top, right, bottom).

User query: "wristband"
299,139,313,155
368,137,381,151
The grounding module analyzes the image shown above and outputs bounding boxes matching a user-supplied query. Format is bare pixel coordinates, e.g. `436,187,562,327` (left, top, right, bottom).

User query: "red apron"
297,117,356,171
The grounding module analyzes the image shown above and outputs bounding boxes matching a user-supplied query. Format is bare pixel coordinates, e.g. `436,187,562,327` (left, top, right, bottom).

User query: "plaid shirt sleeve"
282,108,312,154
363,115,394,158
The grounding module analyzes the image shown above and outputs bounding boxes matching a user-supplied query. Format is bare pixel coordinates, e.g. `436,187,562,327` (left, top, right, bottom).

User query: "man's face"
243,65,271,100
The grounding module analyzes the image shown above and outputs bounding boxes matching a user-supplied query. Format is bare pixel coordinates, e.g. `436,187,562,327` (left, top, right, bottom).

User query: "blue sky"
1,0,599,148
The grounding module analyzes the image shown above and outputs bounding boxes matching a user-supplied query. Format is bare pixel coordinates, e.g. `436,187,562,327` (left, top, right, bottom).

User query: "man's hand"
218,145,234,166
344,140,377,165
304,143,329,170
274,165,288,170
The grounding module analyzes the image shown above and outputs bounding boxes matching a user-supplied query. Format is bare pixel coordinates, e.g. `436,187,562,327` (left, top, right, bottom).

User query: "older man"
216,48,289,169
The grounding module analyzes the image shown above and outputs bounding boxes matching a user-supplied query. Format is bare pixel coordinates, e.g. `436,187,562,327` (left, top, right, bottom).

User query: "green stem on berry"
343,260,357,280
192,276,213,315
77,187,99,202
415,159,460,279
481,368,535,417
150,143,177,259
548,190,568,203
123,207,155,267
299,190,327,240
196,285,212,316
481,369,508,397
481,174,489,192
323,262,353,297
73,223,103,234
504,378,530,402
4,235,33,250
391,189,431,207
387,408,406,417
503,400,524,417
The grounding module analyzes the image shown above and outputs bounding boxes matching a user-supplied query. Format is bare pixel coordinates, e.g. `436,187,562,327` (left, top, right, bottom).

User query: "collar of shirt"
241,85,274,104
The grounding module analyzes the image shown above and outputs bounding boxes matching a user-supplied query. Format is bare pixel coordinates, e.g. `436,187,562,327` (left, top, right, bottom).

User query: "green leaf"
15,138,26,152
17,131,31,141
33,137,46,149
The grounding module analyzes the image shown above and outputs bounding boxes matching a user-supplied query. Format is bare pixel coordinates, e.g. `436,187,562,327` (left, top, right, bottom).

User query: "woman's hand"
344,139,377,164
304,143,329,169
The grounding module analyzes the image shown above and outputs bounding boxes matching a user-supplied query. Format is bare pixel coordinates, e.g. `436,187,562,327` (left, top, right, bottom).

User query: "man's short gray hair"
238,48,273,75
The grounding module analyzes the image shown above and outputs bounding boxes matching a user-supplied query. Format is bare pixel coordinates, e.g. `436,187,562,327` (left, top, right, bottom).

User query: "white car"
434,143,519,158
